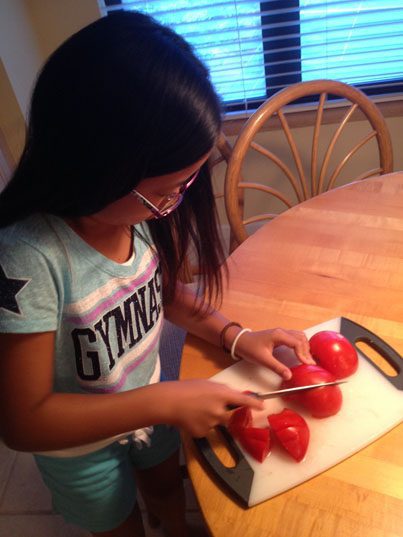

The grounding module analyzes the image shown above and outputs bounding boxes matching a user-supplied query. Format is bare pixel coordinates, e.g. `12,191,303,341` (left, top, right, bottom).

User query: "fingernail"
282,369,292,380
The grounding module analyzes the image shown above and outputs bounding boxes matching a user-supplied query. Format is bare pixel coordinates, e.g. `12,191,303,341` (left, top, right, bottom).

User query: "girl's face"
90,152,211,227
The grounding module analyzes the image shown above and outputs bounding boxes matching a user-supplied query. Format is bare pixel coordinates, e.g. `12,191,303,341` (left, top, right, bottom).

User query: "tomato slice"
281,364,343,418
227,406,253,438
309,330,358,379
227,406,271,462
237,427,271,463
268,409,309,462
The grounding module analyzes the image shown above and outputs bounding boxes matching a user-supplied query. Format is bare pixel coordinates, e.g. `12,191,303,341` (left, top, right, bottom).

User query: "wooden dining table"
180,172,403,537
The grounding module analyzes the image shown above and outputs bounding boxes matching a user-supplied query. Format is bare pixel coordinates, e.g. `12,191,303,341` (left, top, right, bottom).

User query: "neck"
65,217,133,263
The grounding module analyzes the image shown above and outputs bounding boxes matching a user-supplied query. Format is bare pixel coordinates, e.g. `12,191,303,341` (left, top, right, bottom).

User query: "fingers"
265,357,292,380
229,390,264,412
236,327,315,379
271,328,314,364
177,381,264,437
265,329,315,379
184,326,315,435
190,387,264,436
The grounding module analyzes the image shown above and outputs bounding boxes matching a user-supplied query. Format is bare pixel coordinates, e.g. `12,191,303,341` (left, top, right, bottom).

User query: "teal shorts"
34,424,180,533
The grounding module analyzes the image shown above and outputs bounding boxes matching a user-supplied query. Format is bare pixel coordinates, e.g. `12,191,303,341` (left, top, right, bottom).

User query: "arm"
0,332,262,452
164,281,315,379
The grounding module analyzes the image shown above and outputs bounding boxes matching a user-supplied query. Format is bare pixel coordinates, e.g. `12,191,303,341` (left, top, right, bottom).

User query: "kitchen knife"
227,380,346,410
254,379,347,399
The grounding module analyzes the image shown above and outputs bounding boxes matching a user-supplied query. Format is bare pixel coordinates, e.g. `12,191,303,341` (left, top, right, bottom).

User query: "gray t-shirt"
0,214,164,455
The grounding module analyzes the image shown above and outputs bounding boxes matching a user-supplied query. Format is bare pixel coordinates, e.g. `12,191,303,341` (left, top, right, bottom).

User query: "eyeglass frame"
130,168,200,219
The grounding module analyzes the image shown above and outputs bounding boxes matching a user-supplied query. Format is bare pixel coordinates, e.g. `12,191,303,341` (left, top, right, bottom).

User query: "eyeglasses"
130,169,200,219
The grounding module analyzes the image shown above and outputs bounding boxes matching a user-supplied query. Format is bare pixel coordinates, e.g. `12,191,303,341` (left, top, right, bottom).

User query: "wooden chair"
225,79,394,248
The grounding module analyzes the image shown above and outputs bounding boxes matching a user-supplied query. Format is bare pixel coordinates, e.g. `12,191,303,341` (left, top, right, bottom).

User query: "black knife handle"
340,317,403,390
226,392,259,411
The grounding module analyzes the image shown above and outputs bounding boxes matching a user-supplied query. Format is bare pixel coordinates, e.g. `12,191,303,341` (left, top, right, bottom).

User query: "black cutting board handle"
194,425,254,507
340,317,403,390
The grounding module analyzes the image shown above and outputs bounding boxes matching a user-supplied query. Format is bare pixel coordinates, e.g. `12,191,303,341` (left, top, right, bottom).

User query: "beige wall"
0,59,26,168
24,0,101,67
0,0,101,176
0,0,42,117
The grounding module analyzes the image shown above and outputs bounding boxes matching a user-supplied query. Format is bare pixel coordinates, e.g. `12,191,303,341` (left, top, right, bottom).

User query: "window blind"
100,0,403,113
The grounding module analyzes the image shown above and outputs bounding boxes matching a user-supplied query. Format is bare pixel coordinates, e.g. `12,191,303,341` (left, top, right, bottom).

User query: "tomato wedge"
281,364,343,418
268,408,309,462
227,406,253,438
237,427,271,463
228,406,271,462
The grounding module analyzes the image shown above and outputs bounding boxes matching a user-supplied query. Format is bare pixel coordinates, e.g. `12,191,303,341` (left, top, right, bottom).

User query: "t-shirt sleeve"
0,239,60,333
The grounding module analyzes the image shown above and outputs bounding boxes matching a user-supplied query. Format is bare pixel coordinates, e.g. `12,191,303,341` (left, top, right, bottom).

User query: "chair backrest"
225,79,394,247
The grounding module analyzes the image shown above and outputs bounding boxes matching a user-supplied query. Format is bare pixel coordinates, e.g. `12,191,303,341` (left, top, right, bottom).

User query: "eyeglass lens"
157,169,199,212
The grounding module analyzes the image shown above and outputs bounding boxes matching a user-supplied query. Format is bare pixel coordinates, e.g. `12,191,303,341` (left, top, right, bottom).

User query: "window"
100,1,403,113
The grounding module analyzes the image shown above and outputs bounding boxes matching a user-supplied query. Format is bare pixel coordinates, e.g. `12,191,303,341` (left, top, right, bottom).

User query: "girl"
0,11,312,537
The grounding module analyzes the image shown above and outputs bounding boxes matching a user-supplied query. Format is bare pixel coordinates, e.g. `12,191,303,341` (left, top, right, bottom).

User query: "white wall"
0,0,101,185
0,0,100,157
383,116,403,171
0,0,101,117
0,0,42,117
24,0,101,68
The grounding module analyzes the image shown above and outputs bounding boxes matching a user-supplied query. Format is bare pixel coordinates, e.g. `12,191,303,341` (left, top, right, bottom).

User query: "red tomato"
227,406,252,438
281,364,343,418
237,427,271,463
267,408,310,462
309,331,358,379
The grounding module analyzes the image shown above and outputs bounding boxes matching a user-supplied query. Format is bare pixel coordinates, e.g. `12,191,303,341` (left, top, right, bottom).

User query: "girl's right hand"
161,379,264,437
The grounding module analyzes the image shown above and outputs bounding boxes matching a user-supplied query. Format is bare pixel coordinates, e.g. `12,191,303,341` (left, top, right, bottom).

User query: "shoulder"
0,214,67,260
0,216,62,331
0,213,55,250
0,214,68,290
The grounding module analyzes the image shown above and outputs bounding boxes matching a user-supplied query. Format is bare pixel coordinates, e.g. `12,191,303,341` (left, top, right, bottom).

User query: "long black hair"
0,11,227,308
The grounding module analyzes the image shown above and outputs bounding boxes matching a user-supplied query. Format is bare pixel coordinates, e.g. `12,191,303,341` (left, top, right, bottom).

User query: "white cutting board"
210,317,403,507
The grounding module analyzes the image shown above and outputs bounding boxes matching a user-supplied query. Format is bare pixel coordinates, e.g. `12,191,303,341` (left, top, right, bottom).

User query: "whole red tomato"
309,331,358,379
281,364,343,418
268,408,310,462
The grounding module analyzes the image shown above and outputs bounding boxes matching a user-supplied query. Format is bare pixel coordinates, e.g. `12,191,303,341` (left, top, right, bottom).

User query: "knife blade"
254,379,347,399
226,380,347,410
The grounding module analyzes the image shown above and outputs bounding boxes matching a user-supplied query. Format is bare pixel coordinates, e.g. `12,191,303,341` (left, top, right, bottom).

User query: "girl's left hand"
233,328,315,380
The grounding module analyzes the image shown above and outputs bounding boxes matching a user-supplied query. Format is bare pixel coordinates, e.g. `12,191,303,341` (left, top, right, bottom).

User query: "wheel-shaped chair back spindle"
225,79,394,247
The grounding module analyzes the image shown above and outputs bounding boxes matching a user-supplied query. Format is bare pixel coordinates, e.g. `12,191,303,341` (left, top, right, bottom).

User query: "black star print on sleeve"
0,264,30,315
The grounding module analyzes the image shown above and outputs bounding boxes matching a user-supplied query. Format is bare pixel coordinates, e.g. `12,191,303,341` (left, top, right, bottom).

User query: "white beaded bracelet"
230,328,252,361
